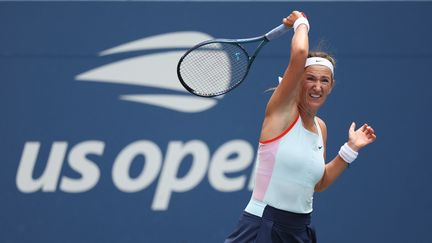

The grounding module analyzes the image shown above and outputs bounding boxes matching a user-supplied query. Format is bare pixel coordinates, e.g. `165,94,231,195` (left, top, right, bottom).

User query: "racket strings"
178,42,249,96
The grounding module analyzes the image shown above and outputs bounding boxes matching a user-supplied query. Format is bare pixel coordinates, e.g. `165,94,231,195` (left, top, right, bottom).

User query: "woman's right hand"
283,11,305,28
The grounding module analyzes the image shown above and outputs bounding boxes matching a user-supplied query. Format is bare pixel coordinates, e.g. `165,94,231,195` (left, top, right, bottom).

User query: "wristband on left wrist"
338,142,358,164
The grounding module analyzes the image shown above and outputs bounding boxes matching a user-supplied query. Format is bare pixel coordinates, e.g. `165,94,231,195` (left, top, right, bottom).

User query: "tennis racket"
177,24,291,97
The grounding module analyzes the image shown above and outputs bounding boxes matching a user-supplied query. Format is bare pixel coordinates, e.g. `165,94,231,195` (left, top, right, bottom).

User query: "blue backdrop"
1,1,432,243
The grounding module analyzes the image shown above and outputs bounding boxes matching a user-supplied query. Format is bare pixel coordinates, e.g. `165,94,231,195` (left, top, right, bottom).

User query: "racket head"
177,40,251,97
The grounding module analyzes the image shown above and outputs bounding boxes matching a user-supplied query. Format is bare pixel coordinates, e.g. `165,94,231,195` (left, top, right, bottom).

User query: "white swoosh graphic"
76,51,187,92
100,31,213,56
120,94,217,113
76,31,222,113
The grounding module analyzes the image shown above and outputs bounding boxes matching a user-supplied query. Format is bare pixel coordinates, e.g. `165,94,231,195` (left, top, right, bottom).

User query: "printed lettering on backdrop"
15,31,256,211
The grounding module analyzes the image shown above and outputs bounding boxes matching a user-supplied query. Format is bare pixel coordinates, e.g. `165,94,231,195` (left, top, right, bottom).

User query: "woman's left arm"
315,120,377,192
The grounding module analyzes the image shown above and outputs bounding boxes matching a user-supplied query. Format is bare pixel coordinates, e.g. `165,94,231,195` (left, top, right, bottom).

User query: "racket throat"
249,40,269,64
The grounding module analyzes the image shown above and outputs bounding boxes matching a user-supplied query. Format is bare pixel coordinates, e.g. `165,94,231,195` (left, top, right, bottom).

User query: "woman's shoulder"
315,116,328,138
315,116,326,127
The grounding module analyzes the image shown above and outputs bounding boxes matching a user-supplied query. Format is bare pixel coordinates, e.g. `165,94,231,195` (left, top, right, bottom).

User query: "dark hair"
308,39,336,68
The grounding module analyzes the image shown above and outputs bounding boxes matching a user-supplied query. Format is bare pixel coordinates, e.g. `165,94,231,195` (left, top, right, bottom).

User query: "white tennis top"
245,114,325,216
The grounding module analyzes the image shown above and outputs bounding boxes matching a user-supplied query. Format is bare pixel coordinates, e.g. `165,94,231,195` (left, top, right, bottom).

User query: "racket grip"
265,24,291,41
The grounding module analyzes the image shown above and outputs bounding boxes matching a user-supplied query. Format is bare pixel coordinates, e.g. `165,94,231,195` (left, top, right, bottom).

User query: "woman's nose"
313,82,322,90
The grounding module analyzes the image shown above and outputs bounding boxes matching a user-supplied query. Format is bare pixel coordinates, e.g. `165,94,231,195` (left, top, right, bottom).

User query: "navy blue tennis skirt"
224,205,317,243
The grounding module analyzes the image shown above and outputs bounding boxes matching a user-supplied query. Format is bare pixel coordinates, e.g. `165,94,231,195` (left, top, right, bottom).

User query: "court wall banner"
1,2,431,243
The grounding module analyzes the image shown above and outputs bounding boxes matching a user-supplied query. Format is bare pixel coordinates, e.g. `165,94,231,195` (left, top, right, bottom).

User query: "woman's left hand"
347,122,377,152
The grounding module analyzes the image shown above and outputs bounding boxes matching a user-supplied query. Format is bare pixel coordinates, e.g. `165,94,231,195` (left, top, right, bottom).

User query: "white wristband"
293,17,310,32
338,143,358,164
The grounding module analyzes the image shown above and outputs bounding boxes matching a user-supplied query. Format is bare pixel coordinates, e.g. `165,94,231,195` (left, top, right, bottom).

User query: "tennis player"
224,10,377,243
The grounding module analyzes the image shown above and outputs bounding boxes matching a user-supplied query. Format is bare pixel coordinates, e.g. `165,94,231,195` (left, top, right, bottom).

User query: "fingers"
362,124,375,135
366,126,375,135
353,123,375,134
282,17,292,27
367,126,376,141
349,122,356,132
292,10,303,17
348,122,377,151
352,122,377,139
361,123,377,142
283,10,306,27
361,124,368,132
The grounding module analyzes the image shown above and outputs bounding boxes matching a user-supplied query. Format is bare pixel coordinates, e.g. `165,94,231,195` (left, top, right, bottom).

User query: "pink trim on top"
259,114,300,144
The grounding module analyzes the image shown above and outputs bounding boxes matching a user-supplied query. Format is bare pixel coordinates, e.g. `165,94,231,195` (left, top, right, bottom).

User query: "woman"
225,10,377,243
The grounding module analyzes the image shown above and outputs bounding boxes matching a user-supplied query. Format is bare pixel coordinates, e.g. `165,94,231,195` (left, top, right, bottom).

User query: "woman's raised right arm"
260,11,309,141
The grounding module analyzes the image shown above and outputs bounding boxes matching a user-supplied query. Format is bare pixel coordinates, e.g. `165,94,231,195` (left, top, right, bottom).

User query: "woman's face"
299,65,334,112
